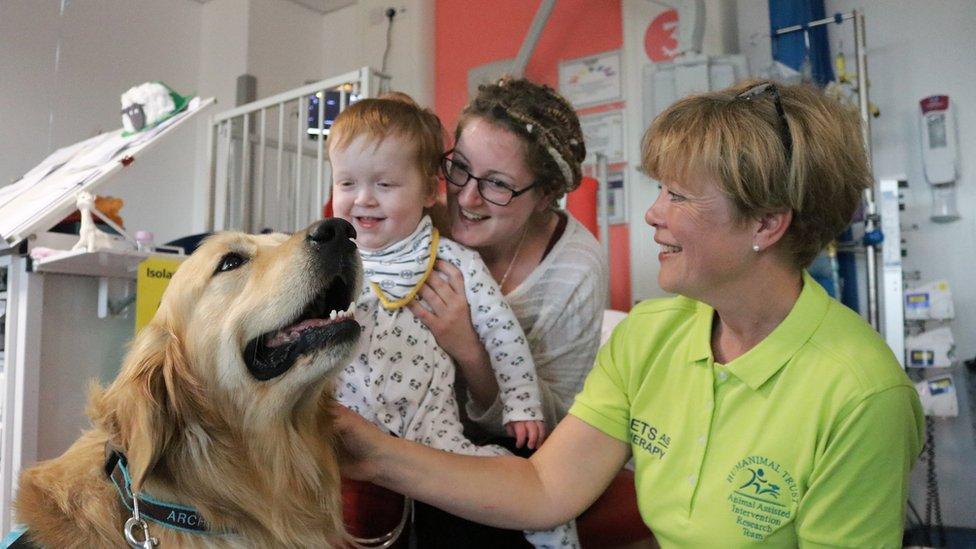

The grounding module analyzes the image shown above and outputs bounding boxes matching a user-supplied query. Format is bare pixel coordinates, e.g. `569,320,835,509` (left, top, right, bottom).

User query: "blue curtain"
768,0,835,86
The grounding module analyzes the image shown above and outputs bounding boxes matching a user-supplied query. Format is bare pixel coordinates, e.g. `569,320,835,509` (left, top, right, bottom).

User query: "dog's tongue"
265,318,332,348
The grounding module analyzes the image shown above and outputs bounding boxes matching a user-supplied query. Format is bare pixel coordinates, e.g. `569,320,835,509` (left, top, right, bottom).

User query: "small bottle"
135,230,154,253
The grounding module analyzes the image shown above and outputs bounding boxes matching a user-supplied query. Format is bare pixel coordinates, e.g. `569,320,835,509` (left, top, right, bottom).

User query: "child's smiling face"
330,133,436,251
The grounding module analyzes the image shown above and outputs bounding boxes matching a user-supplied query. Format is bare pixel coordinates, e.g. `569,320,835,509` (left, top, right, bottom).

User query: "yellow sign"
135,257,183,332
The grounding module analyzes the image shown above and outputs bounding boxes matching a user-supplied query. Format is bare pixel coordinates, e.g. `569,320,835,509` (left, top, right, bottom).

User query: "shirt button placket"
688,379,715,511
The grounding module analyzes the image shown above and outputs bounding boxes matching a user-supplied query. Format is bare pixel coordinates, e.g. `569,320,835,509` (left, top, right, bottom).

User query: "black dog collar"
103,445,217,534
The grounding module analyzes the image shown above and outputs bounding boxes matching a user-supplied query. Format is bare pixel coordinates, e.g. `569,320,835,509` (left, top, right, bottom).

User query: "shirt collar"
686,299,714,364
685,271,831,390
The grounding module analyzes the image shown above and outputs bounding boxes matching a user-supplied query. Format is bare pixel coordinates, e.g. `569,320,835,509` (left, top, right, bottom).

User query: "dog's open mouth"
243,272,360,381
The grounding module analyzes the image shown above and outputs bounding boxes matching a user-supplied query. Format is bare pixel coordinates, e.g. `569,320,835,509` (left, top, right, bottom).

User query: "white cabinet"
0,245,169,532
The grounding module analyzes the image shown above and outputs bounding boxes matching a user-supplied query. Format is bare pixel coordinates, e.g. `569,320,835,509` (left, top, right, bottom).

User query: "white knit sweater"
466,213,610,434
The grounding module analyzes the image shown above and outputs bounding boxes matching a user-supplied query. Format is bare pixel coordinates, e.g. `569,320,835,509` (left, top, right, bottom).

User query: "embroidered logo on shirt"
725,455,798,541
629,419,671,459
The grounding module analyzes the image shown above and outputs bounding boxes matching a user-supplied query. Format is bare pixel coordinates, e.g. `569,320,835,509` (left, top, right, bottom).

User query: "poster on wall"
580,110,625,165
558,50,622,109
136,256,184,333
644,9,680,62
606,170,626,225
579,163,627,226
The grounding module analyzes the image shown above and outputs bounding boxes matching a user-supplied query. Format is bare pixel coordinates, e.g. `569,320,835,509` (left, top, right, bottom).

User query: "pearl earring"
752,243,761,252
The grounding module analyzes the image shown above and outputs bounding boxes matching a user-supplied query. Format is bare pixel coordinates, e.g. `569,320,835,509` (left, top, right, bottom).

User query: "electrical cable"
380,8,396,75
923,415,946,547
965,356,976,454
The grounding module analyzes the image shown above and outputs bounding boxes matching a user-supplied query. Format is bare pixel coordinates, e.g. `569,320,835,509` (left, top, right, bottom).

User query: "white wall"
0,0,62,186
320,0,434,105
737,0,976,530
191,0,251,234
0,0,204,245
249,0,330,98
199,0,250,109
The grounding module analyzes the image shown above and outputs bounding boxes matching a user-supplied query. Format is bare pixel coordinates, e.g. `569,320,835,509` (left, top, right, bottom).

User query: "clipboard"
0,97,215,250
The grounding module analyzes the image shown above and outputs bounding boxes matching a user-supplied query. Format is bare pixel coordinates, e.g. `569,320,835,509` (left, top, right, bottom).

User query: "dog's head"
173,218,362,391
92,219,362,491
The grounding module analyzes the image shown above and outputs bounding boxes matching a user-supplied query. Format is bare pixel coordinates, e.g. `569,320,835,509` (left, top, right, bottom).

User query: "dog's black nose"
308,218,356,244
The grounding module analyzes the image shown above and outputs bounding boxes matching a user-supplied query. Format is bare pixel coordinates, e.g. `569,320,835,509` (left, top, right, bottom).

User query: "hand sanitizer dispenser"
920,95,960,222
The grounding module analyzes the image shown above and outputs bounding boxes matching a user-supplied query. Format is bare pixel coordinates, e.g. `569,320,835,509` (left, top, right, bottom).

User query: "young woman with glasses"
402,78,618,547
408,78,609,441
339,80,924,547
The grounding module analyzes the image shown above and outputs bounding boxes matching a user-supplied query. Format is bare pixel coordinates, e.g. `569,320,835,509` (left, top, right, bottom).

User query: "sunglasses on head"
737,82,793,163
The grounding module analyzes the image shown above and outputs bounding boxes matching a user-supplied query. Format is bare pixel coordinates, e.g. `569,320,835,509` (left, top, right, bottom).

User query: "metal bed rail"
206,67,389,233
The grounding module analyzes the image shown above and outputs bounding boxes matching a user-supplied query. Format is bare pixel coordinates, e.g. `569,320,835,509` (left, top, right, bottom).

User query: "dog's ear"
91,323,206,491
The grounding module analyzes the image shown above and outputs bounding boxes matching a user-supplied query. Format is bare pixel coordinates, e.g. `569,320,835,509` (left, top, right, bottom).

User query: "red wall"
434,0,632,311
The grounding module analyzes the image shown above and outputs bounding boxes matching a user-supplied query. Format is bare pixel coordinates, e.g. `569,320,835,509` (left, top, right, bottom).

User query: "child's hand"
505,420,547,450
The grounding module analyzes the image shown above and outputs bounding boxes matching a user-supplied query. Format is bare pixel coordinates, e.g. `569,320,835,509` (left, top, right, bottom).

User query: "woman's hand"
408,260,482,364
333,414,631,531
506,420,548,450
333,405,387,482
408,260,499,408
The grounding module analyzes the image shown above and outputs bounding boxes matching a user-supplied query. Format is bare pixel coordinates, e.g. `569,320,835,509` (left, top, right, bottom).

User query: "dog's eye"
215,252,248,274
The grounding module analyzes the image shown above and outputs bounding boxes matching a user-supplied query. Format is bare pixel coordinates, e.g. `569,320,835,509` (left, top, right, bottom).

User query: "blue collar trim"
104,447,225,536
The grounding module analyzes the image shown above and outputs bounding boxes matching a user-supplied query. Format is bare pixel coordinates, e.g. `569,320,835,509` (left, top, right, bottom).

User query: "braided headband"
502,108,576,189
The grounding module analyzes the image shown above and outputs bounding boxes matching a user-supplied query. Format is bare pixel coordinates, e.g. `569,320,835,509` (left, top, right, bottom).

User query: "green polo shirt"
570,272,924,548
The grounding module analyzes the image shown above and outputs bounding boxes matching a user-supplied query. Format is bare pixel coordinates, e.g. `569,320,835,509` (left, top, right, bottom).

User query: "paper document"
0,97,209,245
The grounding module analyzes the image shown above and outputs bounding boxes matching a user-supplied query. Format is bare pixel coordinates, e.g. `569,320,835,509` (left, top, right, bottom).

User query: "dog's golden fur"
15,224,361,547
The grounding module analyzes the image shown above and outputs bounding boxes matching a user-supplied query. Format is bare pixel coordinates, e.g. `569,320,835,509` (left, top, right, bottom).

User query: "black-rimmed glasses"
440,150,537,206
737,82,793,162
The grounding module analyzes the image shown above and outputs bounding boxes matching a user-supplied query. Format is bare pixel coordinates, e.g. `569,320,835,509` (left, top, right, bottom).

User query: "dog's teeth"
330,310,338,319
345,302,354,314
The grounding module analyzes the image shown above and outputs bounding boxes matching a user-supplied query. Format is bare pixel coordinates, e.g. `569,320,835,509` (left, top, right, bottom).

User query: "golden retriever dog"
14,218,362,548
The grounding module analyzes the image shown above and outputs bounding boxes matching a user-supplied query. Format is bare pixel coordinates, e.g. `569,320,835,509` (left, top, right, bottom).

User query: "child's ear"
423,177,438,208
